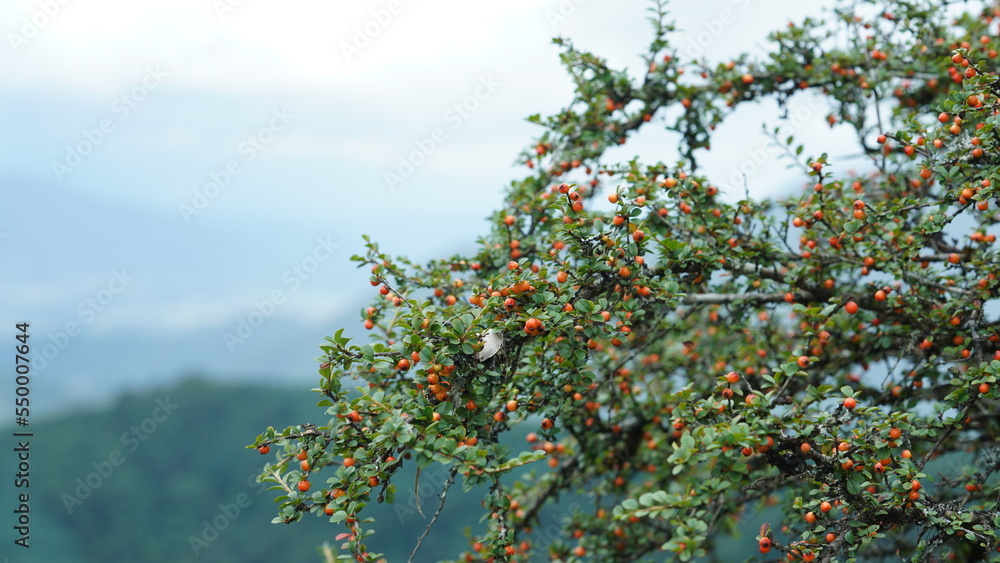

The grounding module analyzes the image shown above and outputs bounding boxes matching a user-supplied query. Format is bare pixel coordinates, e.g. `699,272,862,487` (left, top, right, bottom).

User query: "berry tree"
253,0,1000,560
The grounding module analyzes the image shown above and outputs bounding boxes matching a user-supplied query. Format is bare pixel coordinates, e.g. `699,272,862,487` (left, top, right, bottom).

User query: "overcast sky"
1,0,853,411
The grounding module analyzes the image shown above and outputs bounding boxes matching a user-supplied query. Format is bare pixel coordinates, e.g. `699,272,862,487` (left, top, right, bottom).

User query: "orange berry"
759,537,771,553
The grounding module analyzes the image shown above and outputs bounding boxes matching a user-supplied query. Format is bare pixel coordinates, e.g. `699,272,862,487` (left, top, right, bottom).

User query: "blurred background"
0,0,852,411
0,0,855,560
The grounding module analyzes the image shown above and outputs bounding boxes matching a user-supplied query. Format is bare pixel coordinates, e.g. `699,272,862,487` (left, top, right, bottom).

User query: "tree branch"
683,290,815,305
407,466,458,563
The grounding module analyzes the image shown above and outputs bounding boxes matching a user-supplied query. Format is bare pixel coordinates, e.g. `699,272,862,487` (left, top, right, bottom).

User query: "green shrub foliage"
254,1,1000,560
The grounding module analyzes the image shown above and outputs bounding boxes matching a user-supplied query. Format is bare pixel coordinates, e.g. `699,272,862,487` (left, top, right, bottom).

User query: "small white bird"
474,329,504,361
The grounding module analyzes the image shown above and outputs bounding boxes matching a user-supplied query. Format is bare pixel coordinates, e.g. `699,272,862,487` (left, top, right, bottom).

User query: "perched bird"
474,329,504,361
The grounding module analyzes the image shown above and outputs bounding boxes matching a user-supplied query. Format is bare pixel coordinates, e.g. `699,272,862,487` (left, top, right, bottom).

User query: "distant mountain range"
0,169,489,415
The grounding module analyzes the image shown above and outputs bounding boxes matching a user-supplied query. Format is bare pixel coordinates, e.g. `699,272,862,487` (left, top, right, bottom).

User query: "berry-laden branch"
683,290,817,305
252,1,1000,561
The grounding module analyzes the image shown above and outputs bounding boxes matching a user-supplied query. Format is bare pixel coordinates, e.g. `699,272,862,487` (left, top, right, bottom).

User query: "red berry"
759,537,771,553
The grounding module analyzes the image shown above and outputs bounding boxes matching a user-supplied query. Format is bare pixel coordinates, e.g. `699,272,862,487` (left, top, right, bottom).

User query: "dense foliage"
253,1,1000,561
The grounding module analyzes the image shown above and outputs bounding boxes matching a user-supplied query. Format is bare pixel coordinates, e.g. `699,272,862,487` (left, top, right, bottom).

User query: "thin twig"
918,399,977,472
407,466,458,563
